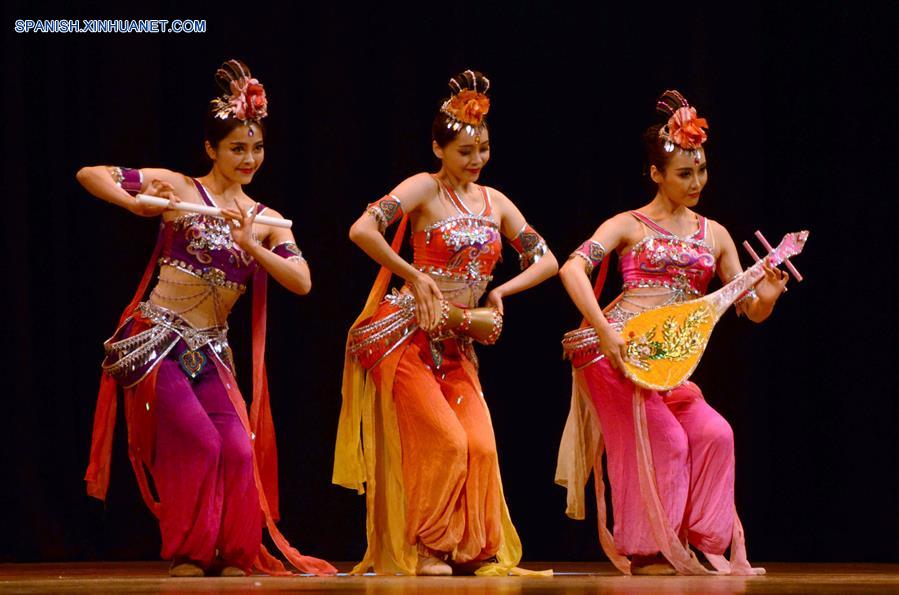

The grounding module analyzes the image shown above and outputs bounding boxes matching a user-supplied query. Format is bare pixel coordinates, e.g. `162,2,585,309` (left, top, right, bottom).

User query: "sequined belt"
102,302,231,388
348,290,504,370
347,291,418,370
562,309,630,370
561,327,606,370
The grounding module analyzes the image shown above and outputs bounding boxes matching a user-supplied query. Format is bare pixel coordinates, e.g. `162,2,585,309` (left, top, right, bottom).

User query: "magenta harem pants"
583,359,735,556
150,350,262,569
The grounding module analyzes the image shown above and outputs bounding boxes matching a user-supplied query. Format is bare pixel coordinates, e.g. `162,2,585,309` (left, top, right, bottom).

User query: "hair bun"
432,69,491,147
655,89,691,119
215,59,254,93
651,89,708,158
209,58,268,123
448,70,491,96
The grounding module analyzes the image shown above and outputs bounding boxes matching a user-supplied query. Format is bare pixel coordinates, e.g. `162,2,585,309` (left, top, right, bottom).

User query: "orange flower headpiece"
656,90,708,163
440,70,491,137
210,59,268,129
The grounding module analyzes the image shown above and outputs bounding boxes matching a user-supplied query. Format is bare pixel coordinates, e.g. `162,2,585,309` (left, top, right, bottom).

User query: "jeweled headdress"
210,59,268,129
440,69,491,138
656,90,708,163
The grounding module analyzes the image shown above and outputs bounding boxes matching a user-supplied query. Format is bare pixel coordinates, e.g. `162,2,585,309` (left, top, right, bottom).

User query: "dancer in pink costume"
78,60,335,578
556,90,788,575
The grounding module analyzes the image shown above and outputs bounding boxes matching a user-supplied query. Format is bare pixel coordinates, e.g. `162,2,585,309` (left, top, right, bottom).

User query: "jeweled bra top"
158,179,264,293
619,210,716,298
411,182,502,305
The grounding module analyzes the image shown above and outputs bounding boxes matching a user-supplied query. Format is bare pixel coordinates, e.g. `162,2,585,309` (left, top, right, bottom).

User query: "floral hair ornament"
210,59,268,135
656,90,708,164
440,70,491,142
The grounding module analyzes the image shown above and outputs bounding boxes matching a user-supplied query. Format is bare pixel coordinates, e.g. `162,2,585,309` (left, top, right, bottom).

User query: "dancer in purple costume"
79,59,335,577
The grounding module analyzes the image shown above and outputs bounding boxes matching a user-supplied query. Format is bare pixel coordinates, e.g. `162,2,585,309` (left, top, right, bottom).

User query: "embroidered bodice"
158,179,264,293
619,210,716,298
605,210,717,329
411,184,502,307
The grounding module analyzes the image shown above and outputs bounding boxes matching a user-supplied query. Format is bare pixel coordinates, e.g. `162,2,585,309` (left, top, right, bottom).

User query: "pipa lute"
563,230,809,390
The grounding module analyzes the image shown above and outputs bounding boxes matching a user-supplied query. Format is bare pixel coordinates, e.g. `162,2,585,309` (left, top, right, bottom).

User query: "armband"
365,195,404,234
107,166,143,197
272,241,306,264
569,239,607,275
508,223,548,270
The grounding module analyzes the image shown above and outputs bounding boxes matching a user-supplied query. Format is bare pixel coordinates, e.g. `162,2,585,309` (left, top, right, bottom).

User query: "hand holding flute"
135,181,292,228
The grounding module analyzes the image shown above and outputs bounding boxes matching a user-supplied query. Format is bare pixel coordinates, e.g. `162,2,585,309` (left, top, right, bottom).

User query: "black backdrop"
2,1,895,564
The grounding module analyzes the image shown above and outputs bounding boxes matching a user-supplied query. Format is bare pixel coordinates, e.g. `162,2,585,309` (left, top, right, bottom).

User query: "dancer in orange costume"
335,70,558,576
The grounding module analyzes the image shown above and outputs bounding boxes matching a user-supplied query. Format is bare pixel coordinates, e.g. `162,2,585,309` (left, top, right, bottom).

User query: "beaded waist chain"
102,302,231,388
159,256,248,293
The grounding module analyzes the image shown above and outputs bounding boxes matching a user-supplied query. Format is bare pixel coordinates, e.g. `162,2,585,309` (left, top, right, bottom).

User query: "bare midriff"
615,286,695,312
147,264,241,329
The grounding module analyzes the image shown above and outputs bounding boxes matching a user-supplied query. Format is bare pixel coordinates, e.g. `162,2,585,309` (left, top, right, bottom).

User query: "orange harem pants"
372,330,502,562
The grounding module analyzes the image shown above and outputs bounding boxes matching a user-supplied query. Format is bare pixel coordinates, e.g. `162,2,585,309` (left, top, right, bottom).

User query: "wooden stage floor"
1,562,897,593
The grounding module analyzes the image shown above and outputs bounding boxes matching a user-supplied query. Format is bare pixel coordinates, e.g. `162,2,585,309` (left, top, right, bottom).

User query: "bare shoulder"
253,204,292,244
603,211,642,234
482,185,513,207
391,172,439,201
480,186,530,237
480,186,518,220
703,217,738,261
707,217,734,242
236,191,269,214
588,211,644,251
135,169,204,206
482,185,509,201
258,204,282,218
142,168,191,188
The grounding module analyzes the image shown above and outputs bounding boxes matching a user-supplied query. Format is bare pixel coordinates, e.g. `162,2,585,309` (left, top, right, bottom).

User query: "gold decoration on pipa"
621,302,716,390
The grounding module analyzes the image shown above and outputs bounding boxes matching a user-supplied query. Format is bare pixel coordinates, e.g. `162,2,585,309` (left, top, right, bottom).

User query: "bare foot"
169,558,204,577
416,555,453,576
206,559,248,577
630,553,676,576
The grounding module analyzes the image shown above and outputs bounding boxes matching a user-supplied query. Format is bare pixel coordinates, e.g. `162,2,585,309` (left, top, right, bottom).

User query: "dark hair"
203,111,265,150
642,122,670,173
431,70,491,147
642,90,699,173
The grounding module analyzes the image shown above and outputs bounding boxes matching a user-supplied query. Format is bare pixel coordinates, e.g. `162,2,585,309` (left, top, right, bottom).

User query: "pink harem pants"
583,359,735,556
